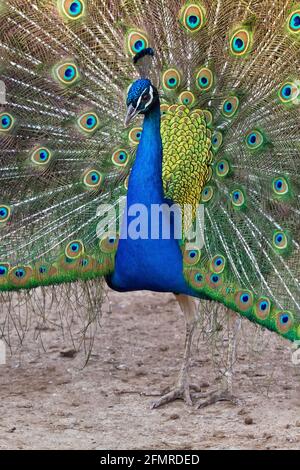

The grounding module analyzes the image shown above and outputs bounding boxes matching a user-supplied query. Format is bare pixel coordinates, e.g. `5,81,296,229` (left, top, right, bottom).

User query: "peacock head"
125,78,159,126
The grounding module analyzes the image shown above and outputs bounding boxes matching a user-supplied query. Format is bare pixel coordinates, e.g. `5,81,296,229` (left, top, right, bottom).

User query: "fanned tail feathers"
0,0,300,341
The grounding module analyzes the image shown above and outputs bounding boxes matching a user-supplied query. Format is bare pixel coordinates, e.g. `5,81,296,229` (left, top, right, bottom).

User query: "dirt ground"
0,289,299,450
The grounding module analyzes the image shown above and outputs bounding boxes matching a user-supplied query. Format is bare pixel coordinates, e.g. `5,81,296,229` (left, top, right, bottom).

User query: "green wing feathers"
0,0,300,342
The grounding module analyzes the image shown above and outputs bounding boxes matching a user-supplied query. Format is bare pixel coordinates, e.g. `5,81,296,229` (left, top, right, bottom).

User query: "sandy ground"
0,289,299,450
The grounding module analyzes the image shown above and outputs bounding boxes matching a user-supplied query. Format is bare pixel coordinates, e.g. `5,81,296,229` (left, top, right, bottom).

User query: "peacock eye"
82,169,103,190
276,311,294,334
31,147,52,166
142,93,150,102
288,10,300,34
0,112,15,132
59,0,85,20
196,67,214,92
279,81,299,104
65,240,85,259
180,3,206,33
230,28,252,57
0,205,12,224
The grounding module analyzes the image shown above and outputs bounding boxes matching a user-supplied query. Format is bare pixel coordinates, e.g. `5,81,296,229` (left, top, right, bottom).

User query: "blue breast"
108,103,197,296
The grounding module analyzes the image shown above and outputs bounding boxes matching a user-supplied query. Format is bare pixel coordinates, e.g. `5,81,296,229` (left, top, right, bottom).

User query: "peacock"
0,0,300,408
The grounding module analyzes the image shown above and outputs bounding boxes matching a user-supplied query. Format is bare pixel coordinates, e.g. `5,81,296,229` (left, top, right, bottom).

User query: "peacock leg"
196,309,241,408
151,294,199,409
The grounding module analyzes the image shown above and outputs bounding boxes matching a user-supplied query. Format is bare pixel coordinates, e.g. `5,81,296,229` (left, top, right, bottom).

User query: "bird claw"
150,383,200,409
196,390,241,409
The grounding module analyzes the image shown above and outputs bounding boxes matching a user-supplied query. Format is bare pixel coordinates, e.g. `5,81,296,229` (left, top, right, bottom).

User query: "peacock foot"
196,390,241,409
150,379,201,409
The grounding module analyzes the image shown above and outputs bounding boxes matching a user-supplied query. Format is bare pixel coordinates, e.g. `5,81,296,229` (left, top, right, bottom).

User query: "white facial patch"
135,85,154,114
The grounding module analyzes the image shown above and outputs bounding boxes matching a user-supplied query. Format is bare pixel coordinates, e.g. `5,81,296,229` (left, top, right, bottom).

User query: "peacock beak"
124,104,138,127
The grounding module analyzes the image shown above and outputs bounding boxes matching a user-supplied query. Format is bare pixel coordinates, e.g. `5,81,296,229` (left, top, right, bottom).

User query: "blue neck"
128,101,163,204
109,100,197,297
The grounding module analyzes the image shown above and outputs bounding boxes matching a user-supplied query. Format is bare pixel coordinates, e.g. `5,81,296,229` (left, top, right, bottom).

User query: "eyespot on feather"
183,247,201,266
65,240,85,259
196,67,214,92
272,230,288,251
126,30,149,57
254,297,271,320
211,131,223,152
245,129,264,150
275,311,294,334
272,177,289,197
215,159,230,178
221,96,239,118
77,112,99,133
179,2,206,33
0,263,10,281
9,266,33,286
278,81,299,103
0,205,12,225
128,127,142,145
230,189,246,209
99,234,119,254
58,0,85,20
0,112,15,132
162,68,182,92
77,256,96,273
235,290,253,311
201,185,214,203
287,9,300,34
35,262,57,280
210,255,226,274
31,147,52,166
187,269,206,289
179,91,195,107
82,169,103,190
230,28,252,57
207,272,223,289
54,62,80,86
112,149,129,167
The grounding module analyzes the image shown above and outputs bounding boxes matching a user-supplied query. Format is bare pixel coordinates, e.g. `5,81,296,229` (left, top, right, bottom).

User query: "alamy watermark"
96,198,205,248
